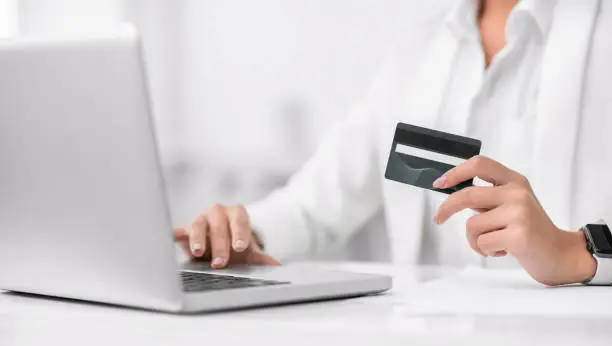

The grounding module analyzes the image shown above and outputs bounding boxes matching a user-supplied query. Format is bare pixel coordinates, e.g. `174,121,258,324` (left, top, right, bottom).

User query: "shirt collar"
511,0,557,42
445,0,479,40
445,0,557,42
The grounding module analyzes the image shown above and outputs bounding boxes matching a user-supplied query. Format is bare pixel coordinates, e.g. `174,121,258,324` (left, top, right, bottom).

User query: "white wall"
18,0,125,33
173,0,417,216
171,0,420,261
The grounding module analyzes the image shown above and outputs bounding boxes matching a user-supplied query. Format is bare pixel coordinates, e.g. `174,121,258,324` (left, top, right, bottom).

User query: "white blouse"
422,0,555,267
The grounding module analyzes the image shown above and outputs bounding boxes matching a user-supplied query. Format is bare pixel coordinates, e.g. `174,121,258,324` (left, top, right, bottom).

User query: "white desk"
1,262,610,346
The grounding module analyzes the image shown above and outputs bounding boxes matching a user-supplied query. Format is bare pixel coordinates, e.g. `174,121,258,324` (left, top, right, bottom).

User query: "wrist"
565,229,597,284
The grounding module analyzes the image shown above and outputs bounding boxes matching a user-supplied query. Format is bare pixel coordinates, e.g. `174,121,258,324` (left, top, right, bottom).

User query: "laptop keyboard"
180,271,289,293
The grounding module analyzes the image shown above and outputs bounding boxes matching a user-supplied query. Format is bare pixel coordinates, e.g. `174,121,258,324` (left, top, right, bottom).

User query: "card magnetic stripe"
393,123,481,159
384,123,481,195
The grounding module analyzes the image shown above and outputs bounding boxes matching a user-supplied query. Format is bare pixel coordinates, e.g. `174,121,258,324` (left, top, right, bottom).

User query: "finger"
433,155,520,189
173,227,189,242
476,230,509,256
208,204,230,268
465,206,512,255
227,205,251,252
247,250,281,266
472,208,488,213
434,186,505,224
173,228,193,258
189,214,208,258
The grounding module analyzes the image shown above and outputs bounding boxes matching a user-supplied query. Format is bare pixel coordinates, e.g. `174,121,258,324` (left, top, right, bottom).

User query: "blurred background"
0,0,419,261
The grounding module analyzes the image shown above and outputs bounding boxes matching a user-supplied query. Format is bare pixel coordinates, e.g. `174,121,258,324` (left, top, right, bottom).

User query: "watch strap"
584,222,612,285
588,255,612,285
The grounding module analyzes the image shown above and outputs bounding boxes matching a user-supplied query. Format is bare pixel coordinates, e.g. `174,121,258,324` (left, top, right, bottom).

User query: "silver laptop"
0,33,391,313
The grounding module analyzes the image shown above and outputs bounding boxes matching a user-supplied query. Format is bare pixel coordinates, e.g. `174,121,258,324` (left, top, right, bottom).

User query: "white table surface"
1,262,610,346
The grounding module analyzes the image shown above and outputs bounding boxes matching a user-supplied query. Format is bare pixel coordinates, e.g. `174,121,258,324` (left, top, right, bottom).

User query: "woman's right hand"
173,204,280,269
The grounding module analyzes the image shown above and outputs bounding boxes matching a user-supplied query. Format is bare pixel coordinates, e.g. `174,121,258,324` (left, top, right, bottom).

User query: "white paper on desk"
402,267,611,316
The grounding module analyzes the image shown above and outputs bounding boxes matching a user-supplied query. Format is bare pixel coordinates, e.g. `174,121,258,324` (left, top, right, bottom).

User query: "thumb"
174,227,194,259
247,250,281,266
173,228,189,241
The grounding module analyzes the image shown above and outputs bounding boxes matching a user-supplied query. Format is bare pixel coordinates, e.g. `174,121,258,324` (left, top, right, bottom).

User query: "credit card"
384,123,481,194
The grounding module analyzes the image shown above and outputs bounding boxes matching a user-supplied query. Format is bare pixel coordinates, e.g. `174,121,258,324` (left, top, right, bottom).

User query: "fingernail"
433,176,447,188
432,214,440,225
234,240,246,250
212,257,225,267
191,243,202,255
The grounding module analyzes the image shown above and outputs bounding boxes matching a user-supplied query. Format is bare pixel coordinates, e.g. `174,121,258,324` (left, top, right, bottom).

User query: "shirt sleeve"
246,52,398,262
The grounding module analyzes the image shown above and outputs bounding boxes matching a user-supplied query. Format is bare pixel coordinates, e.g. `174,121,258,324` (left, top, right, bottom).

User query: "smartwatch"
582,223,612,285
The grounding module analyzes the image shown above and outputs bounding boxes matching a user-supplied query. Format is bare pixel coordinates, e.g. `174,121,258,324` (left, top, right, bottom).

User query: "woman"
174,0,612,286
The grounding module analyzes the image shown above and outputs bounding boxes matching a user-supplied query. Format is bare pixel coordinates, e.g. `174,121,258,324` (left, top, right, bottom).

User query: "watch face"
587,224,612,257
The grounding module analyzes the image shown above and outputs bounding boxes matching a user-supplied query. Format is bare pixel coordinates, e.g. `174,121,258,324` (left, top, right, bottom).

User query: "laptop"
0,32,391,313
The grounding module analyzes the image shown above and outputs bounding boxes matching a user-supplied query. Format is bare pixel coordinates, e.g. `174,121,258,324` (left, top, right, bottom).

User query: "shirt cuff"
246,190,313,262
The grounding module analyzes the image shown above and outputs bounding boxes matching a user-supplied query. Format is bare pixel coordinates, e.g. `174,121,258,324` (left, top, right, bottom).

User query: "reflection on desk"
1,262,610,346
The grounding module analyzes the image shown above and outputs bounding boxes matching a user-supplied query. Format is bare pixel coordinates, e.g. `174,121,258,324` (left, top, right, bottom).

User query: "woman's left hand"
432,155,597,286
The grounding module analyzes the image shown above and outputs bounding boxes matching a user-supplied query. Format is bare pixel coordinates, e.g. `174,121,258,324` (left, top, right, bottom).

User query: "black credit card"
384,123,481,194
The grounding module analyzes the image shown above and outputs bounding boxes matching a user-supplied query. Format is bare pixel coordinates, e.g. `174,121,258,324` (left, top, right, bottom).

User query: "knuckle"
192,215,207,228
516,206,531,224
210,203,225,214
465,187,482,204
463,188,475,203
510,185,532,204
208,209,228,229
466,231,482,253
515,173,530,186
208,216,228,234
476,235,488,249
466,215,480,233
514,225,529,240
229,204,246,213
470,155,485,169
209,224,228,236
508,205,525,222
